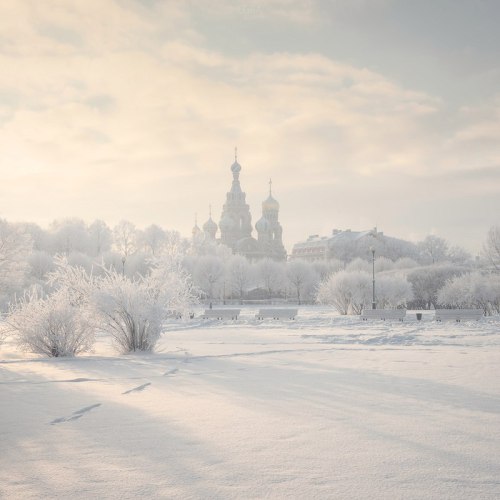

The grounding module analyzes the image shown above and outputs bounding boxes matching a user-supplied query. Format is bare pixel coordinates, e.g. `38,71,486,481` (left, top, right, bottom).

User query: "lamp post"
370,247,376,309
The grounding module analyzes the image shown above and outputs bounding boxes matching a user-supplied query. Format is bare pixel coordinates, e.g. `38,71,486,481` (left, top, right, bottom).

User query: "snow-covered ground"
1,306,500,499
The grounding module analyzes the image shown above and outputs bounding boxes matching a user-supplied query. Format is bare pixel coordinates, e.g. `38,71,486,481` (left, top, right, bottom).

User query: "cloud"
0,0,497,253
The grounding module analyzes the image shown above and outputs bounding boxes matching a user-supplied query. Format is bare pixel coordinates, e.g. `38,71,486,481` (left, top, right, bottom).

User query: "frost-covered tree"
19,222,48,252
194,255,225,302
437,272,500,314
113,220,138,274
375,257,394,273
447,245,472,265
407,264,465,309
317,270,371,315
418,235,449,265
286,260,318,305
483,225,500,272
0,220,32,309
345,258,371,273
8,287,95,358
27,251,55,285
257,258,286,299
88,219,112,257
49,218,90,256
312,259,344,282
140,224,166,256
67,251,93,273
228,255,252,303
164,230,190,257
393,257,418,270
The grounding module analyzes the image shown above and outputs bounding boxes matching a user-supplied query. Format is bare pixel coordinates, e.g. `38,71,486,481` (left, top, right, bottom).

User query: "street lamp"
370,247,376,309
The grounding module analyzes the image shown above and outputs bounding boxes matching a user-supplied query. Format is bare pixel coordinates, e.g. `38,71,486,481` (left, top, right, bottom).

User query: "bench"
361,309,406,321
435,309,483,322
255,308,298,320
202,309,240,320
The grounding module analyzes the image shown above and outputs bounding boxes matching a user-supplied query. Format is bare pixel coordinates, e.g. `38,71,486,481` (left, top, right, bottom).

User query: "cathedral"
192,152,287,261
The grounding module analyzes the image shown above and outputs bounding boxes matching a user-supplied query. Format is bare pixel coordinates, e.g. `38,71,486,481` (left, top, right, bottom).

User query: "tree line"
0,217,499,357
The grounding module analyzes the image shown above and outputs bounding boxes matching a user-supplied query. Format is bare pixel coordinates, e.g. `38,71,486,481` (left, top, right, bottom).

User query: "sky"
0,0,499,254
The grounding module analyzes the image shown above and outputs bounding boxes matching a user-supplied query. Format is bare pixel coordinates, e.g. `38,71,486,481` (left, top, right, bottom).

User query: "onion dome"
231,146,242,177
255,215,270,233
192,214,202,237
231,160,241,174
262,194,279,212
203,206,218,236
203,217,218,234
262,178,279,212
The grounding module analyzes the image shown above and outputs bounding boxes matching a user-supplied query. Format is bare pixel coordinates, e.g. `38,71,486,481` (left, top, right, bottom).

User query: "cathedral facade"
193,154,287,261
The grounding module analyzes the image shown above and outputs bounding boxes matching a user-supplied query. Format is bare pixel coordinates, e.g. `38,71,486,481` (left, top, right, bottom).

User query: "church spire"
269,178,272,196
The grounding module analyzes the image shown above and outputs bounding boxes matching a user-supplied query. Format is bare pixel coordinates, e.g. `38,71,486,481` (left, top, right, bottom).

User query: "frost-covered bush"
91,259,197,353
317,270,371,315
437,273,500,314
375,274,414,309
393,257,418,270
407,264,466,309
375,257,395,273
8,289,95,357
345,258,371,274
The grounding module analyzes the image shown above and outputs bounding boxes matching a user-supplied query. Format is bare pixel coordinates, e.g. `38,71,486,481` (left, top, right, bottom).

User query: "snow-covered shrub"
345,258,371,273
407,264,465,309
375,274,414,309
437,272,500,314
375,257,394,273
8,289,95,357
91,259,197,353
317,270,371,315
393,257,418,270
312,259,344,281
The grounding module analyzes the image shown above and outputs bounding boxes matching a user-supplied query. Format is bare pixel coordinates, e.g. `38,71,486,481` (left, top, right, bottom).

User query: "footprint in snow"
122,382,152,395
163,368,179,376
50,403,101,425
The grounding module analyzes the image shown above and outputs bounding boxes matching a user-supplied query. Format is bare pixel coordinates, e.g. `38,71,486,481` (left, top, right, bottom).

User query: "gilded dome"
262,194,279,212
192,223,201,236
203,216,218,234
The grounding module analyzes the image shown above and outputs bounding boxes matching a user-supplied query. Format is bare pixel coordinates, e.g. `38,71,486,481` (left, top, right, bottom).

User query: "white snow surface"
1,306,500,499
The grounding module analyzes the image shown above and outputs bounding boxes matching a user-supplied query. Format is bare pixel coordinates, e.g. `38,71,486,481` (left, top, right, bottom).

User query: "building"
192,152,287,261
291,228,418,262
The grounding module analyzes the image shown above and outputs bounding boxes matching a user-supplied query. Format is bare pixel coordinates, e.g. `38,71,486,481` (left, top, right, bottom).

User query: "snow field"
1,306,499,499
